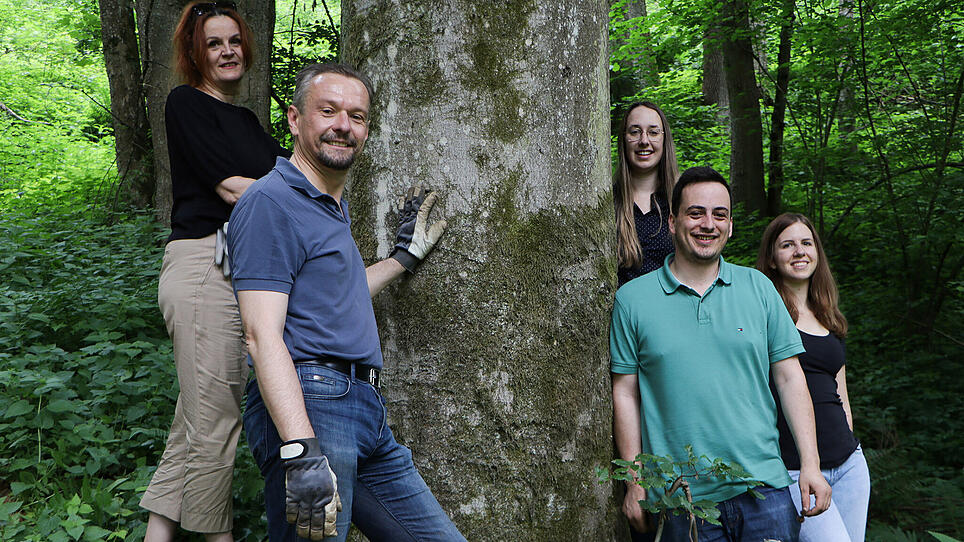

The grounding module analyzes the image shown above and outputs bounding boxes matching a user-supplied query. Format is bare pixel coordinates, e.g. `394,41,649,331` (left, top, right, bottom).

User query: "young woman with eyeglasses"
757,213,870,542
139,3,290,540
612,102,679,541
613,102,679,289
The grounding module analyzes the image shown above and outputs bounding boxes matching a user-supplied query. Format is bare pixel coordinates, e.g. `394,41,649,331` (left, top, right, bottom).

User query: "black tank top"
771,330,859,470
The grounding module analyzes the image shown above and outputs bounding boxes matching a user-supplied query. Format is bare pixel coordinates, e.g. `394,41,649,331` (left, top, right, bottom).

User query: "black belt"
314,360,381,390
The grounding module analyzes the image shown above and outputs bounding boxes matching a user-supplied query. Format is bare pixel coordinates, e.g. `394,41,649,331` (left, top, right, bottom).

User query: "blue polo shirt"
610,256,803,503
228,157,382,368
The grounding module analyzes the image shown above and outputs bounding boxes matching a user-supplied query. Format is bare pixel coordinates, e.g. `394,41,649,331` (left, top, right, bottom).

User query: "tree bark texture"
766,0,794,217
98,0,154,210
341,1,622,540
701,24,728,109
721,0,766,212
135,0,275,225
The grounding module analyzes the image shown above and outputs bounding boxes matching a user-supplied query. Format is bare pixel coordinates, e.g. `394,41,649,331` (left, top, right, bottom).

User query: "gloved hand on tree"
280,437,342,540
390,185,447,272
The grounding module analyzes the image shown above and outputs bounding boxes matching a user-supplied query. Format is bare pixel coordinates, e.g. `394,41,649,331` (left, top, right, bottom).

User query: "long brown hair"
614,102,679,270
756,213,848,337
173,2,254,87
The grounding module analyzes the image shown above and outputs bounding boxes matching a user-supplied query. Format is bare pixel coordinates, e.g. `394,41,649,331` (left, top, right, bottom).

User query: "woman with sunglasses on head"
139,2,289,540
612,102,679,541
756,213,870,542
614,102,679,289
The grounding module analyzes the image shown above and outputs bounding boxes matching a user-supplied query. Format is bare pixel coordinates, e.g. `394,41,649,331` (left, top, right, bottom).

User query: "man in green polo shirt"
610,167,831,541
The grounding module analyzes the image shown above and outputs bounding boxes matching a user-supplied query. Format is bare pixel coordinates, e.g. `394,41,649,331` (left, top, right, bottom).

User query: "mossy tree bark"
342,1,623,540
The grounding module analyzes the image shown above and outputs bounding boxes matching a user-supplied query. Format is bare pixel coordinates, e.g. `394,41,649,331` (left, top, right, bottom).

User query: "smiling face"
623,106,664,176
200,16,245,92
288,73,370,172
669,181,733,264
772,221,818,285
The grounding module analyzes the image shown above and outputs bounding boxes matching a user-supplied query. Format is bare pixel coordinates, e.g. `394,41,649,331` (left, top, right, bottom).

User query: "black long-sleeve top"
165,85,290,242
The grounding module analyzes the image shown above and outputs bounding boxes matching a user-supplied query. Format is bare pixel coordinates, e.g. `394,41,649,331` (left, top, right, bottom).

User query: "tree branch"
0,101,52,125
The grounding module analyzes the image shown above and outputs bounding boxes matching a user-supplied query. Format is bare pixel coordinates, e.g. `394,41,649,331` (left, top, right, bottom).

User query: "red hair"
172,2,254,87
756,213,848,337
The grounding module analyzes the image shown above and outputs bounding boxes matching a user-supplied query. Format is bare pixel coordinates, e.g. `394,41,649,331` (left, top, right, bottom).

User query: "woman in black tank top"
757,213,870,542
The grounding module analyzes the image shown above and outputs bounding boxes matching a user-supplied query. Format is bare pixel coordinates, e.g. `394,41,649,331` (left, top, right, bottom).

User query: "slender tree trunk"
136,0,276,227
98,0,153,210
837,0,857,139
702,24,728,110
342,1,621,540
722,0,766,212
767,0,794,217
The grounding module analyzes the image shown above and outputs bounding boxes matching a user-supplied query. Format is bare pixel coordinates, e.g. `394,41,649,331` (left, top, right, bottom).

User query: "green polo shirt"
610,256,803,503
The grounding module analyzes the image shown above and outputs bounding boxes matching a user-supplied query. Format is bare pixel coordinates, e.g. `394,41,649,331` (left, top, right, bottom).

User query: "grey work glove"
389,186,447,272
280,437,342,540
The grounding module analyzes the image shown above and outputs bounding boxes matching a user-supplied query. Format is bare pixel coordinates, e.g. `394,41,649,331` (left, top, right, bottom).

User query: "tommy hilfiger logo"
737,328,744,332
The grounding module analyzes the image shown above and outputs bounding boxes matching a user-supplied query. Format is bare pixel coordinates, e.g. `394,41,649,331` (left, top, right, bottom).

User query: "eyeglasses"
626,127,664,142
192,2,237,17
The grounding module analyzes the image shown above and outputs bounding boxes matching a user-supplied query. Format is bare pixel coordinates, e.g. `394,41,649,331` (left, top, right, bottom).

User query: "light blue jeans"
788,446,870,542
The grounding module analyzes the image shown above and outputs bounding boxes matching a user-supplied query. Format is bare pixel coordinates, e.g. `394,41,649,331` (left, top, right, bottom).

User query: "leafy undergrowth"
0,208,267,541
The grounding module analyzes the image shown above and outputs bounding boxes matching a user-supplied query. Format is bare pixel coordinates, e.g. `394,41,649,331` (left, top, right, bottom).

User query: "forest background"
0,0,961,540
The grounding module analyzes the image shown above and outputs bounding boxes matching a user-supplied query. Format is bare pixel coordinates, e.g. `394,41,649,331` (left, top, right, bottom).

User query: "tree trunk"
766,0,794,217
136,0,276,227
341,1,622,540
722,0,766,212
702,24,728,109
99,0,154,210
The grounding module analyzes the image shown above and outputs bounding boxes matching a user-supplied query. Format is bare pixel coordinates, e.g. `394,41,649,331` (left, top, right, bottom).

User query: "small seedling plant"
598,445,763,542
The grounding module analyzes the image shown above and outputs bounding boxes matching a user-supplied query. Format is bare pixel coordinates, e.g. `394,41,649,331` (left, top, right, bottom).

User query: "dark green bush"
0,208,267,541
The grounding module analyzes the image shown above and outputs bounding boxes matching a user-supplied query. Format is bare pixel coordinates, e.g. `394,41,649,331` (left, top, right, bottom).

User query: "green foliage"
613,0,964,537
0,0,116,211
0,208,166,541
0,206,268,541
270,0,341,144
598,446,763,531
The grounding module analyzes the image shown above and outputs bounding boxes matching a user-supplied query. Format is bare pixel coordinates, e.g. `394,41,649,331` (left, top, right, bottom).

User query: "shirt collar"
273,156,348,213
657,255,732,294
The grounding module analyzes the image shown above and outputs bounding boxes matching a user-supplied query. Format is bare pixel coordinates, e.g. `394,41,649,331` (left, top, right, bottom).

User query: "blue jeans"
661,486,800,542
244,363,466,542
788,447,870,542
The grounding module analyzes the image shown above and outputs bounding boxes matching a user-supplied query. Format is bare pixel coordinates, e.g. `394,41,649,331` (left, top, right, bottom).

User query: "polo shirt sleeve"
228,190,303,294
759,272,805,363
610,296,640,374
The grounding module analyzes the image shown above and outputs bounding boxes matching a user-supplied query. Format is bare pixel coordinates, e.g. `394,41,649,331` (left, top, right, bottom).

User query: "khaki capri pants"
140,233,248,533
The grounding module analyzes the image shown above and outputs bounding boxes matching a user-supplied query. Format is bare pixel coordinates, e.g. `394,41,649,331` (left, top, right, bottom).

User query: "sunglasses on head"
191,2,237,17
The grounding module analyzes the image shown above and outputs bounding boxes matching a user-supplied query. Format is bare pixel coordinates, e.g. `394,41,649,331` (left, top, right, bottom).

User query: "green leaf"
47,399,75,413
0,500,22,518
9,482,30,495
4,399,33,418
928,532,963,542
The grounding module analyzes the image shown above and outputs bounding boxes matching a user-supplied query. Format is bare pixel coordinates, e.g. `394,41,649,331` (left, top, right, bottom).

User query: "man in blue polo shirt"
227,63,464,542
610,167,832,541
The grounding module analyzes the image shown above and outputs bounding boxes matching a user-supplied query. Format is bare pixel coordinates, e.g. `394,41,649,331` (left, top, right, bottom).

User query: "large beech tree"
341,1,623,539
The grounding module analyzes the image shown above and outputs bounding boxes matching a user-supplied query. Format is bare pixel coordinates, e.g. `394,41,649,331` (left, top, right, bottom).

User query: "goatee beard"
316,136,357,170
